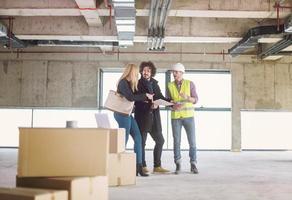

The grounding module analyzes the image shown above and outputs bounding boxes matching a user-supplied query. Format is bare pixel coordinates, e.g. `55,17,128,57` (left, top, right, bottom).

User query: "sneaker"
191,163,199,174
142,167,149,174
153,166,170,173
175,163,181,175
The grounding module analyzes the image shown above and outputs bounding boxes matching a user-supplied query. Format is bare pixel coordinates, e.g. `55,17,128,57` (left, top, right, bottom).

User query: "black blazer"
134,78,169,133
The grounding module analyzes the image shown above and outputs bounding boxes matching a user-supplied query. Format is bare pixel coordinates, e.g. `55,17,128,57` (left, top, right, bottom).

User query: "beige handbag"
104,90,134,115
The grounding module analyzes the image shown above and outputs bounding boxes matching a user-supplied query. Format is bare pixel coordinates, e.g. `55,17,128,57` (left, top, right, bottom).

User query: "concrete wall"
0,44,292,150
0,60,98,107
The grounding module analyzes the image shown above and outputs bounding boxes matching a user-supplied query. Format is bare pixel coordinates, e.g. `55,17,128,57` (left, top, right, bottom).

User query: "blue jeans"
171,117,197,164
114,112,143,164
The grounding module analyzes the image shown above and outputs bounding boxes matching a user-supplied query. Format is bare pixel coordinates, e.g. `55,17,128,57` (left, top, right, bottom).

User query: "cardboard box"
108,153,136,186
109,128,125,153
18,128,109,177
97,128,125,153
16,176,108,200
0,187,68,200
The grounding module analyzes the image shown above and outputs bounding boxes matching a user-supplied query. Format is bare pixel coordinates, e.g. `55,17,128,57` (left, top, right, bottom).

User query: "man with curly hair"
134,61,170,174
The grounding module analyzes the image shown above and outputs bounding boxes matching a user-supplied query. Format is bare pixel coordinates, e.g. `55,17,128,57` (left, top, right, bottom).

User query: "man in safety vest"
167,63,199,174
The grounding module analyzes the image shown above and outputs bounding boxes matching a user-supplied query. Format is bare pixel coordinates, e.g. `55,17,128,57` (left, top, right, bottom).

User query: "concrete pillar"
230,62,244,151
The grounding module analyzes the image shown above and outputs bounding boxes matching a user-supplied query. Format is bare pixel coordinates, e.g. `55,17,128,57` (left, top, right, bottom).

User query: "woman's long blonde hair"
118,63,139,92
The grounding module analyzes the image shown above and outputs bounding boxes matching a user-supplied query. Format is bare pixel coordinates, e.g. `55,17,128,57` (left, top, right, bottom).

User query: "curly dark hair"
139,61,157,77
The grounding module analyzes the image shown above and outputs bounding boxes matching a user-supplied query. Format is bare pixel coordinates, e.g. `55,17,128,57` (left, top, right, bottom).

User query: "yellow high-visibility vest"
168,80,194,119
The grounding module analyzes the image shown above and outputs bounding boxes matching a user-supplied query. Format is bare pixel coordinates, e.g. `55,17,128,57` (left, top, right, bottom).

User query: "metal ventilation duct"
259,34,292,58
284,14,292,33
0,22,26,48
112,0,135,47
228,25,284,57
33,40,119,48
0,23,7,37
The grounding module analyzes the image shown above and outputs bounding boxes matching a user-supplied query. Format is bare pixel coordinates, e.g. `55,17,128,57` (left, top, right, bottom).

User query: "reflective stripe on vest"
167,80,194,119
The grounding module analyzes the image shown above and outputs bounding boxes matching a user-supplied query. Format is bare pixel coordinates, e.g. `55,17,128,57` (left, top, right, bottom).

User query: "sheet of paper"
153,99,174,106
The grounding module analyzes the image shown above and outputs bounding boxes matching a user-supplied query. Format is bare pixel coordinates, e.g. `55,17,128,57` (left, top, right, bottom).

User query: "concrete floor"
1,149,292,200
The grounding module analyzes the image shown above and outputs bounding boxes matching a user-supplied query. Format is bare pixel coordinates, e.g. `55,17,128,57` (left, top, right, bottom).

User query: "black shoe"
136,164,149,177
191,163,198,174
175,163,181,175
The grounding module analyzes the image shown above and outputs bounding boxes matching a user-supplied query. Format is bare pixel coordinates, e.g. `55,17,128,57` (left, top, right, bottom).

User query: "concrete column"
230,62,244,151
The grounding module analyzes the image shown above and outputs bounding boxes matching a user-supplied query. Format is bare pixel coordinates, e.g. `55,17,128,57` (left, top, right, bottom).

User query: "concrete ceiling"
0,0,291,58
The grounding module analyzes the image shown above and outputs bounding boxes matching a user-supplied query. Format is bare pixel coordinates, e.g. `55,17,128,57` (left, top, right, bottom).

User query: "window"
242,111,292,150
0,109,32,147
100,71,122,107
100,69,231,150
32,109,99,128
170,71,231,108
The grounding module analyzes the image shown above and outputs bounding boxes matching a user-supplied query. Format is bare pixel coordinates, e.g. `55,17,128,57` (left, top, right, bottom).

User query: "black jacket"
117,78,147,102
134,78,169,133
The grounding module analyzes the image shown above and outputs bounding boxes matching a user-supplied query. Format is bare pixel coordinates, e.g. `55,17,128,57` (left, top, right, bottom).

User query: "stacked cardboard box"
16,176,108,200
103,128,136,186
0,128,110,200
108,153,136,186
18,128,110,177
0,187,68,200
0,127,136,199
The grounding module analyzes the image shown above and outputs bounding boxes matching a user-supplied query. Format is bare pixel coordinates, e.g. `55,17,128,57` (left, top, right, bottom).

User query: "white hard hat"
171,63,185,73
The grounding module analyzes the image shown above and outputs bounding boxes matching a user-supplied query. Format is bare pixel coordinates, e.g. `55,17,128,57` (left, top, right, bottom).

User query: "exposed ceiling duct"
33,40,118,48
147,0,172,51
259,34,292,58
0,23,7,37
0,22,26,48
284,14,292,33
112,0,135,47
228,25,284,57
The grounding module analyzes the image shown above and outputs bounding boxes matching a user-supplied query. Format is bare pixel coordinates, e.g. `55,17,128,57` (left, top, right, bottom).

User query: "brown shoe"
153,166,170,173
142,167,149,174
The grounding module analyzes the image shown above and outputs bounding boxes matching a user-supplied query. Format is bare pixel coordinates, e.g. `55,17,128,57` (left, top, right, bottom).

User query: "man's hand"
172,102,183,110
179,93,189,100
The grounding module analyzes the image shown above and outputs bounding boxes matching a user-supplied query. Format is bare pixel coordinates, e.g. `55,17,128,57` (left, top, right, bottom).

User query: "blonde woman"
114,63,153,177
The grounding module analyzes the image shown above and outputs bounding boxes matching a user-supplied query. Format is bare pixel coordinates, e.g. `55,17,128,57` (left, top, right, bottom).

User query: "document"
153,99,174,106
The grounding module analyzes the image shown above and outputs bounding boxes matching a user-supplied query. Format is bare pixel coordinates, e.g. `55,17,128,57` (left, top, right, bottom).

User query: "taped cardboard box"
18,128,109,177
97,128,125,153
16,176,108,200
0,187,68,200
108,152,136,186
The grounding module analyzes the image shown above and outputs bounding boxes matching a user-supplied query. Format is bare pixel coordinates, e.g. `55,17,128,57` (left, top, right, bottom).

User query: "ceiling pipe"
155,0,166,49
147,0,156,49
151,0,160,50
148,0,172,51
161,0,172,28
158,0,172,49
8,17,14,49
